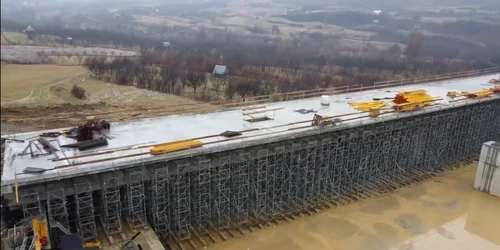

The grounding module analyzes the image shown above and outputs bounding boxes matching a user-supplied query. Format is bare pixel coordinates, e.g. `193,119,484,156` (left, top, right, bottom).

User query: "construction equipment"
150,140,203,155
393,89,435,105
83,241,102,248
466,89,494,98
32,218,49,249
368,108,381,118
393,102,425,112
446,91,468,98
68,120,111,141
491,85,500,93
312,114,333,126
348,101,389,112
392,89,438,112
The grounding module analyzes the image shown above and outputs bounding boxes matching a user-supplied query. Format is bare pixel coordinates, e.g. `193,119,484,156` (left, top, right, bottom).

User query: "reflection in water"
212,163,500,250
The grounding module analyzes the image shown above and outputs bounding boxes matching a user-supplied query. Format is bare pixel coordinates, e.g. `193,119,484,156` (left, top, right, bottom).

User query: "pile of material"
466,89,494,98
448,86,499,99
312,114,332,126
67,120,111,141
392,89,436,112
491,85,500,93
393,90,434,105
446,91,467,98
488,78,500,84
348,101,388,112
58,120,111,151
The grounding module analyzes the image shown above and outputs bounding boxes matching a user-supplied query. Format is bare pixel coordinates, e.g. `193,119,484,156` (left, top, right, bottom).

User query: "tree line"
84,48,374,102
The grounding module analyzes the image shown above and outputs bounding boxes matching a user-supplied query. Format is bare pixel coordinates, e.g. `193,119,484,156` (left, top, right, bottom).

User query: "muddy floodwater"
212,163,500,250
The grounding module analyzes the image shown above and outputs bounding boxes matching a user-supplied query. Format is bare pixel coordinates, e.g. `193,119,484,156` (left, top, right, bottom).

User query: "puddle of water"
212,163,500,250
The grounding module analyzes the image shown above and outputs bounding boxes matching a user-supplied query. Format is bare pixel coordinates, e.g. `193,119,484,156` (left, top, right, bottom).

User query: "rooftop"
212,65,228,75
1,73,499,188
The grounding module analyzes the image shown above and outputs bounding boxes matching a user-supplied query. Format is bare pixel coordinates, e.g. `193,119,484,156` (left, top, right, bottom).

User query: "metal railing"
373,67,500,89
193,67,500,109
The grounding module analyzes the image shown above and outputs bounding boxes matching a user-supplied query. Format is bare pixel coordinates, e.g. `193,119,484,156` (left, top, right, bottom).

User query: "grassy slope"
0,64,210,107
1,64,216,128
2,32,31,44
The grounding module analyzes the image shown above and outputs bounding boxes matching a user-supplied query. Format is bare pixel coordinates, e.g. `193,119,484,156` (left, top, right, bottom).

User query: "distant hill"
274,0,500,9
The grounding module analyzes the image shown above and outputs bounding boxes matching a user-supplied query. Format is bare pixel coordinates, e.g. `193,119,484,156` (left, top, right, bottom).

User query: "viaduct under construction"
1,69,500,249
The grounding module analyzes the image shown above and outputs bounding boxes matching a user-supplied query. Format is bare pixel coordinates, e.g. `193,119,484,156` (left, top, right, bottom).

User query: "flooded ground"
212,163,500,250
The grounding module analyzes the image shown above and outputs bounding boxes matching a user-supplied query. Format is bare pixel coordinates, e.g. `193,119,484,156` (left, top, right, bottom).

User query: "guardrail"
216,67,500,108
373,67,500,89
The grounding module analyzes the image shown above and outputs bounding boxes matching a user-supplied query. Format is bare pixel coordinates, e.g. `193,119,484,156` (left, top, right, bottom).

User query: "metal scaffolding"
271,146,285,216
211,156,231,228
21,188,42,219
150,163,171,242
191,158,212,234
172,162,191,240
125,168,148,230
231,151,250,224
14,99,500,247
74,178,97,242
101,172,123,238
251,149,268,218
46,185,70,246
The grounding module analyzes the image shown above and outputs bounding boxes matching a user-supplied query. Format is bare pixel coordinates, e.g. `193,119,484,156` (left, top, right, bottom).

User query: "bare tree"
85,57,106,79
76,55,84,65
210,76,227,99
235,79,260,100
297,72,321,90
186,72,206,94
260,81,275,95
136,66,158,89
405,31,423,74
139,47,156,66
225,81,236,100
159,66,178,93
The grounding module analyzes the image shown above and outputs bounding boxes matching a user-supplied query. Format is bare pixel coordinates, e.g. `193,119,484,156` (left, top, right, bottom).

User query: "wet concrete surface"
211,163,500,250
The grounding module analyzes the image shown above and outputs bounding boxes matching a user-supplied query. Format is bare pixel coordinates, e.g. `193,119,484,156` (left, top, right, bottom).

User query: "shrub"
71,84,86,99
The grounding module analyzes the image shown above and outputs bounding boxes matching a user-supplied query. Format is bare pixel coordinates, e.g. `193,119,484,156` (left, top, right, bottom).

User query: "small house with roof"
212,65,229,76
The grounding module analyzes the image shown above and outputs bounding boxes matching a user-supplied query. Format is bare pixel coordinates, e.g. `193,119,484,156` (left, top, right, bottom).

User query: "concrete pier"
474,141,500,197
